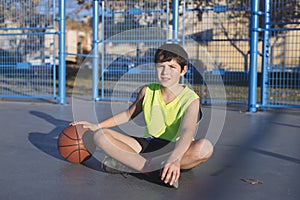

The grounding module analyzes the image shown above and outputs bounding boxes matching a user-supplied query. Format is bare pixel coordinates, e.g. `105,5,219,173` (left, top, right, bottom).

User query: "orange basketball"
57,125,96,163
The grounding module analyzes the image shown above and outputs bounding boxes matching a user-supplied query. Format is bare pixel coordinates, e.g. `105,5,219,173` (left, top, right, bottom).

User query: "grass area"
1,65,299,105
64,66,300,105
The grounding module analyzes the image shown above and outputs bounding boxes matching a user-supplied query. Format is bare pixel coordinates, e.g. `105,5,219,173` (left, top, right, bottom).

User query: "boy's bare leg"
180,138,214,170
93,128,147,171
94,128,213,172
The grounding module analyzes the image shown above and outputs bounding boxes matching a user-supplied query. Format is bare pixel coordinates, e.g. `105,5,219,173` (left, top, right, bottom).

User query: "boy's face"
155,59,187,88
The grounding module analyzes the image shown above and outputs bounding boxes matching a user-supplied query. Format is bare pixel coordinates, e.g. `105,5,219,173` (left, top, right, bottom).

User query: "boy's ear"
180,65,188,76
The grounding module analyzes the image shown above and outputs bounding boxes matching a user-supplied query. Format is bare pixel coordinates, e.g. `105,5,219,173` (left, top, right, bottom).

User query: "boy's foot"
101,156,179,188
101,156,138,174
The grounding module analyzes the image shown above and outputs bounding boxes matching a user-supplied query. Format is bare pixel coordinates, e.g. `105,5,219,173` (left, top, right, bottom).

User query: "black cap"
157,43,188,61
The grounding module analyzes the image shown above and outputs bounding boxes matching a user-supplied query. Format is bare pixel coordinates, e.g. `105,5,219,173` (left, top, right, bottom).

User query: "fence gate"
182,0,251,105
261,0,300,108
99,0,169,101
98,0,251,103
0,0,57,99
97,0,299,108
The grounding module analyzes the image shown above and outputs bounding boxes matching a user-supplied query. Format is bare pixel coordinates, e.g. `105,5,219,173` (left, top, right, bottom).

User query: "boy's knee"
196,138,214,161
203,139,214,159
93,128,109,146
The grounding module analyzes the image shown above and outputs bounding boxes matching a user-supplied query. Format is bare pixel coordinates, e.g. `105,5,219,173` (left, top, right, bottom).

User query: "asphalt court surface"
0,99,299,200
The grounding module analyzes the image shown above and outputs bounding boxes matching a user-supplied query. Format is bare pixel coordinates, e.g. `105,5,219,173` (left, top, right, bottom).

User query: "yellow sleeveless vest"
142,83,199,141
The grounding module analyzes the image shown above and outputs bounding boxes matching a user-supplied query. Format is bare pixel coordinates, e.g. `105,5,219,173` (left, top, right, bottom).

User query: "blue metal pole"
92,0,99,101
100,1,105,100
182,0,186,46
58,0,66,104
248,0,260,112
261,0,270,107
172,0,179,43
165,1,169,42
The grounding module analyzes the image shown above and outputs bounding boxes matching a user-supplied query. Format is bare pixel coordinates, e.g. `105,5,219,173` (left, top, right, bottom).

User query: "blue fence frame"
0,0,299,111
182,1,251,105
89,0,300,111
259,0,300,109
58,0,66,104
93,0,170,101
0,0,62,101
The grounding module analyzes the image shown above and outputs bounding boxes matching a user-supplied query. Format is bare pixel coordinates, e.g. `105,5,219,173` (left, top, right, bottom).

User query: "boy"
71,43,213,188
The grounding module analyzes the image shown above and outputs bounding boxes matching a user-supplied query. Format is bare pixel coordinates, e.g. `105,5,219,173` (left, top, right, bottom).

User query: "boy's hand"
161,158,180,186
70,121,100,132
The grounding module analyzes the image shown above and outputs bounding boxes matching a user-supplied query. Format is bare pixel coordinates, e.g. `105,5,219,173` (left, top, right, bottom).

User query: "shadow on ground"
27,110,174,188
28,111,71,162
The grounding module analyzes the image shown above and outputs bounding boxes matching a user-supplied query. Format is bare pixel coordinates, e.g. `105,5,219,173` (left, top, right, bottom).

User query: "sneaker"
161,172,179,189
143,169,179,189
159,167,179,189
171,180,179,189
101,156,138,174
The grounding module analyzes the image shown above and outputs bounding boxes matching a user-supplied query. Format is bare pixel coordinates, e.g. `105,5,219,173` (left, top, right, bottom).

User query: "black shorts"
131,136,176,156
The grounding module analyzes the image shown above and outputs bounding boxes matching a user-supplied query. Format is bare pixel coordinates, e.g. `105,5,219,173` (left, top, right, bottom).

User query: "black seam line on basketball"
58,141,83,148
65,149,82,162
75,126,81,162
62,131,81,140
64,149,90,159
58,142,85,147
58,143,81,147
57,141,84,147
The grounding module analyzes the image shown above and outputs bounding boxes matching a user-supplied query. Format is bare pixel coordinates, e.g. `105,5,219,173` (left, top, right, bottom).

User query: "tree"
192,0,300,71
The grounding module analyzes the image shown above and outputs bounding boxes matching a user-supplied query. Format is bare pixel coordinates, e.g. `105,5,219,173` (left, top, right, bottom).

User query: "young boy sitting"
71,43,214,188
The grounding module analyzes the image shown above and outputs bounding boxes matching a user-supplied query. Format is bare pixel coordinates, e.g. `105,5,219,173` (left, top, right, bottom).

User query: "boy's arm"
99,86,146,128
161,98,200,185
71,86,147,131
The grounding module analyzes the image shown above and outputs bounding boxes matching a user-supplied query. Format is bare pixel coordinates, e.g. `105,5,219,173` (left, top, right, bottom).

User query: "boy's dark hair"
154,43,188,71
